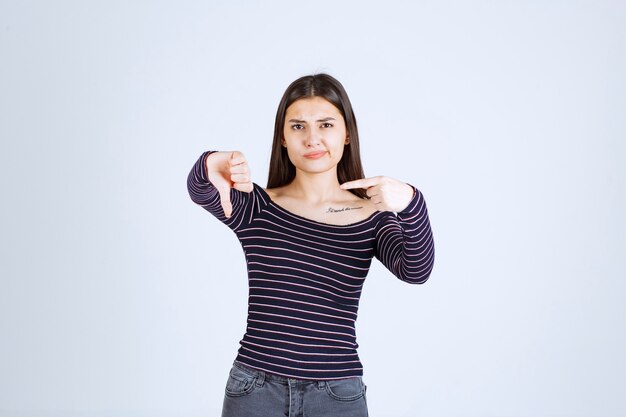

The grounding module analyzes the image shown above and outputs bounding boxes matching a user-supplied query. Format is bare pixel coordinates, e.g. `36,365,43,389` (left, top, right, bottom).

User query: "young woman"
187,73,435,417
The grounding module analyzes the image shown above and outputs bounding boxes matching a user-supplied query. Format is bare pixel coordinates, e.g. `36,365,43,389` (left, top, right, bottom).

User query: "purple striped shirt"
187,151,435,380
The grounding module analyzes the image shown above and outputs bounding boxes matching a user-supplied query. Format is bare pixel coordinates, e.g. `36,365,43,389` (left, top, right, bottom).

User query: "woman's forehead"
285,97,343,120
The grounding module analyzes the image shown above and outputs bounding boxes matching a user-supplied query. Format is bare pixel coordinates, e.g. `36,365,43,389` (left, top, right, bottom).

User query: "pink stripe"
247,255,367,283
240,229,374,252
250,300,356,321
248,268,363,295
249,278,359,303
248,294,360,317
244,333,356,351
251,307,355,329
240,346,362,365
247,319,356,339
241,237,371,261
256,216,375,242
240,339,358,357
237,353,363,374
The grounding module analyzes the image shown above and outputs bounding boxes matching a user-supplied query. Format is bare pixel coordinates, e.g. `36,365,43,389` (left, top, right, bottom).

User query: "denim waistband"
232,360,357,385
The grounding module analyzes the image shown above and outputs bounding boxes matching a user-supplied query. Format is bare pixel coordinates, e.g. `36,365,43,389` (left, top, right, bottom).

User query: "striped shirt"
187,151,435,380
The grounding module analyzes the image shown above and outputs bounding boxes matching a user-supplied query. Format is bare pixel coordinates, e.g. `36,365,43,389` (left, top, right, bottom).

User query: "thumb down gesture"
205,151,253,218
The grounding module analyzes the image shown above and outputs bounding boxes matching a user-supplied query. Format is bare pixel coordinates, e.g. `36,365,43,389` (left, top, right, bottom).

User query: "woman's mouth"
303,151,327,159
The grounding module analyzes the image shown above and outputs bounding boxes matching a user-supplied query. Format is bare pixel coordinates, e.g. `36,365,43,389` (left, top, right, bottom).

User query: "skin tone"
206,96,414,225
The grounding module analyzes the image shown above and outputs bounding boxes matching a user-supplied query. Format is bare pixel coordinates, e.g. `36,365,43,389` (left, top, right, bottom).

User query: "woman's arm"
187,150,259,231
342,177,435,284
373,185,435,284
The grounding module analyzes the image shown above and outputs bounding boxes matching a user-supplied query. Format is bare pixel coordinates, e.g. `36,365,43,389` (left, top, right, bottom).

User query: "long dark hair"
266,73,368,199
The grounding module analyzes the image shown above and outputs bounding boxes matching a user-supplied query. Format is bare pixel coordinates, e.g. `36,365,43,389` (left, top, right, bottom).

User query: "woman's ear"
345,136,350,145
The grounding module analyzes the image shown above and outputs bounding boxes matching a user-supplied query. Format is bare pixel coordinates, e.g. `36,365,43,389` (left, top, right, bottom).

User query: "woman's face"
282,96,349,176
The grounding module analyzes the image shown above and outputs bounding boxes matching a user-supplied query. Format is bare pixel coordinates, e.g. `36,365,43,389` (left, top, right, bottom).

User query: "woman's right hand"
205,151,253,218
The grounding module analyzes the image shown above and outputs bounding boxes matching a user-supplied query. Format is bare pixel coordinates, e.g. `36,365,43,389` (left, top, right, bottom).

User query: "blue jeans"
220,361,369,417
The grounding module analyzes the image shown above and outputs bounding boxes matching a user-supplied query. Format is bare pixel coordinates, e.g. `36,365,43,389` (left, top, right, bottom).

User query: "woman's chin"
294,163,338,175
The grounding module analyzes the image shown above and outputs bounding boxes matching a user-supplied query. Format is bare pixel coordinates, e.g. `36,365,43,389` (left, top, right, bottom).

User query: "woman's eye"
291,124,304,130
321,123,333,128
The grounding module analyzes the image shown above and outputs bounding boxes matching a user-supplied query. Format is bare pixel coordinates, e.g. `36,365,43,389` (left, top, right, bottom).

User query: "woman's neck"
285,168,345,204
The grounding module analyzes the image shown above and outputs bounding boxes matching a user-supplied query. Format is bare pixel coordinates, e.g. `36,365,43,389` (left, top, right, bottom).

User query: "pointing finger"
340,177,381,190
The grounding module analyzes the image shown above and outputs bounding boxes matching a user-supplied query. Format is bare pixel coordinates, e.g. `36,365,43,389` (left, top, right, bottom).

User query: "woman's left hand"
340,176,415,213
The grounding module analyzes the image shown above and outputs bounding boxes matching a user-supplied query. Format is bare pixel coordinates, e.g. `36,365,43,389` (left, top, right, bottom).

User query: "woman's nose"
305,128,321,147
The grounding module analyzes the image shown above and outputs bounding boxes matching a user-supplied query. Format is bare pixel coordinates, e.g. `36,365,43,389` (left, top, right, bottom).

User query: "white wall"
1,1,624,416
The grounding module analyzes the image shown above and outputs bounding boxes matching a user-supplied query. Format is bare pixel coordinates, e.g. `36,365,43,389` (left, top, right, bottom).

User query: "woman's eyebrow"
288,117,336,123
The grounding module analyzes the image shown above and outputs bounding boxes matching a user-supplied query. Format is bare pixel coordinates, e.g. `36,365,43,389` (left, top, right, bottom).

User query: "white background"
1,1,625,416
